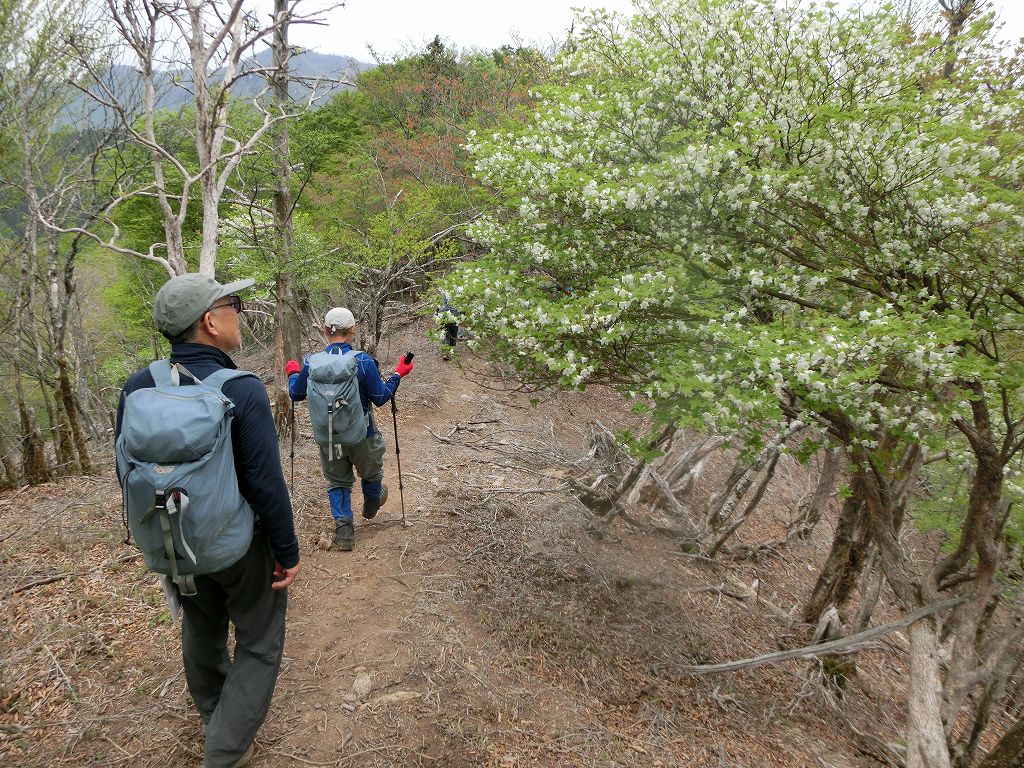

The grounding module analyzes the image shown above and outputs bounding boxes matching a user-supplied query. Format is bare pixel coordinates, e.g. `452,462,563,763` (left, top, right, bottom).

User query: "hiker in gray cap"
115,273,300,768
286,307,414,551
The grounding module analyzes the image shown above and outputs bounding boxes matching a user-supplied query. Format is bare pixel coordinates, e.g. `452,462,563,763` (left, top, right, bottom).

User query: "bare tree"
59,0,332,278
268,0,303,433
0,0,112,481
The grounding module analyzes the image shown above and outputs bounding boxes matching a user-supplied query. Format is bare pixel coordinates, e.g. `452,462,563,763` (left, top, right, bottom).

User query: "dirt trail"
259,330,496,765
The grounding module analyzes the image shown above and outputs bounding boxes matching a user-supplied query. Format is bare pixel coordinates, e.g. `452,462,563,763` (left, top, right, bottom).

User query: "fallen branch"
4,572,76,597
2,552,142,599
685,595,965,674
44,645,78,702
471,483,571,495
425,426,454,444
613,508,701,545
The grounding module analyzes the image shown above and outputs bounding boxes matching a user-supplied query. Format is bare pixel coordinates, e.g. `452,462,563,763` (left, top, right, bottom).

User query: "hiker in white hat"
285,307,414,550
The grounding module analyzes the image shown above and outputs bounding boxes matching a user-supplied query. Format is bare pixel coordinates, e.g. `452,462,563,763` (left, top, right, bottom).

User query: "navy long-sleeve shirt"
288,343,400,437
115,343,300,569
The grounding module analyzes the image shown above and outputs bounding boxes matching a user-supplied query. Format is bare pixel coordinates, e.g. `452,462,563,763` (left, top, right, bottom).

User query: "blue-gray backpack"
306,349,367,455
115,360,256,596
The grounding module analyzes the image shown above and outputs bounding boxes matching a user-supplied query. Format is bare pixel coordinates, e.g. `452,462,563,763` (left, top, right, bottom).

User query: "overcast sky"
286,0,1024,60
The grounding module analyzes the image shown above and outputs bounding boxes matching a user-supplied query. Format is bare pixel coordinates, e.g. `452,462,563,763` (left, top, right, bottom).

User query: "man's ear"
195,310,217,343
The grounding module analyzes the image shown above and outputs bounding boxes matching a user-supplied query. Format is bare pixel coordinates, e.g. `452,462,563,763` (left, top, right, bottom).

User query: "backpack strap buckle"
155,489,199,597
326,391,336,457
175,573,197,597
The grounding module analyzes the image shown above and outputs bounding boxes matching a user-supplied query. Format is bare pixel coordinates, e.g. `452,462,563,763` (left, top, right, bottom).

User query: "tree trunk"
271,276,302,436
41,379,70,472
57,356,93,474
789,446,841,540
13,232,49,485
802,476,868,623
22,233,63,471
704,424,801,536
273,316,292,436
708,450,781,556
39,232,73,474
907,617,953,768
956,643,1020,768
270,0,301,435
941,0,980,79
56,237,94,473
73,329,106,441
661,434,724,498
362,296,380,359
139,36,186,276
198,171,220,277
977,716,1024,768
51,382,77,475
851,548,884,632
1,449,17,488
19,403,49,485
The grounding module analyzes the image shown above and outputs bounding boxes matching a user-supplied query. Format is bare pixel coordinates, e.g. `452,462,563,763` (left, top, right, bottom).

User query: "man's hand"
394,352,414,377
285,359,301,376
272,560,301,589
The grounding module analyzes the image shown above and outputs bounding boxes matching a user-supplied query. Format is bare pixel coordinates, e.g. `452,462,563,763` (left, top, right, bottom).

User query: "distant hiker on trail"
286,307,414,552
115,274,301,768
437,291,459,360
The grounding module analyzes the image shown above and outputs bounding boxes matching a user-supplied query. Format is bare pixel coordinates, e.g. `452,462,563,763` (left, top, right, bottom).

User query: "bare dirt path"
258,329,500,766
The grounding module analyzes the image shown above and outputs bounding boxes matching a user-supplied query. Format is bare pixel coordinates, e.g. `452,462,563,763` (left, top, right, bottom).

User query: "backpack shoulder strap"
148,359,173,387
202,368,257,394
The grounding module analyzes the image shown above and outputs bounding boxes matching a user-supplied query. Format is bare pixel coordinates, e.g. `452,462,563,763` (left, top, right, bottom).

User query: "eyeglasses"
208,296,244,314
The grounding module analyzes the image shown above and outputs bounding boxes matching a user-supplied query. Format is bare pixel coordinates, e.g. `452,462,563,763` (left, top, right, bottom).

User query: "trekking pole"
289,398,296,492
391,352,414,525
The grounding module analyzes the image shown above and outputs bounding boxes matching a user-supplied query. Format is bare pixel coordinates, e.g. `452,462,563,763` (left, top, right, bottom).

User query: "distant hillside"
68,49,373,124
235,48,373,102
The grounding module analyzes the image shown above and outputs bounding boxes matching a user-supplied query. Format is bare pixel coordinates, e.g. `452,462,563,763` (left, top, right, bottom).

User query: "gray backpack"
115,360,255,596
307,349,368,454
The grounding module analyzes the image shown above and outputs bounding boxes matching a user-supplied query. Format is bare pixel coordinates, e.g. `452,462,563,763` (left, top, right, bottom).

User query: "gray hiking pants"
318,432,386,490
179,530,287,768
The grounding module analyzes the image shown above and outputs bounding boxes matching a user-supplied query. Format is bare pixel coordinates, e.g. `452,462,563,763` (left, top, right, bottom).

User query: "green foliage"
285,36,542,349
913,466,970,552
292,91,366,174
84,243,167,385
219,209,334,293
913,450,1024,553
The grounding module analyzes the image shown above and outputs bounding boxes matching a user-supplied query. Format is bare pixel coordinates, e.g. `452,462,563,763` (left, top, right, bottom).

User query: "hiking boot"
362,484,388,519
334,519,354,551
231,743,255,768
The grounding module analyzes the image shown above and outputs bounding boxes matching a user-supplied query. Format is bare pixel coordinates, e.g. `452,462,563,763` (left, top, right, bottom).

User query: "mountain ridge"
69,49,373,124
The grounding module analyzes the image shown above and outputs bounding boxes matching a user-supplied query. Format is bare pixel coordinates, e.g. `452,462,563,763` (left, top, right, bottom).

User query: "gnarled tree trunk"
802,479,868,624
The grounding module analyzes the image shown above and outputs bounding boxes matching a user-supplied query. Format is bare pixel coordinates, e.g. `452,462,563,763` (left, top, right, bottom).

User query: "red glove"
285,359,300,376
394,353,414,378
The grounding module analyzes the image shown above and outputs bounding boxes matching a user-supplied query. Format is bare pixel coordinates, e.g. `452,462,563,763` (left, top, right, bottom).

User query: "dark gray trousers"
179,531,287,768
318,432,386,490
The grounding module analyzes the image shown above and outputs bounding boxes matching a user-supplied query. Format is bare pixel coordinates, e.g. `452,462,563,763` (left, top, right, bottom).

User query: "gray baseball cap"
153,273,255,336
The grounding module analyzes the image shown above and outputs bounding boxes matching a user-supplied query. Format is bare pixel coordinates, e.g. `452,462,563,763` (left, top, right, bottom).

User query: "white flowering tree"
443,1,1024,765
